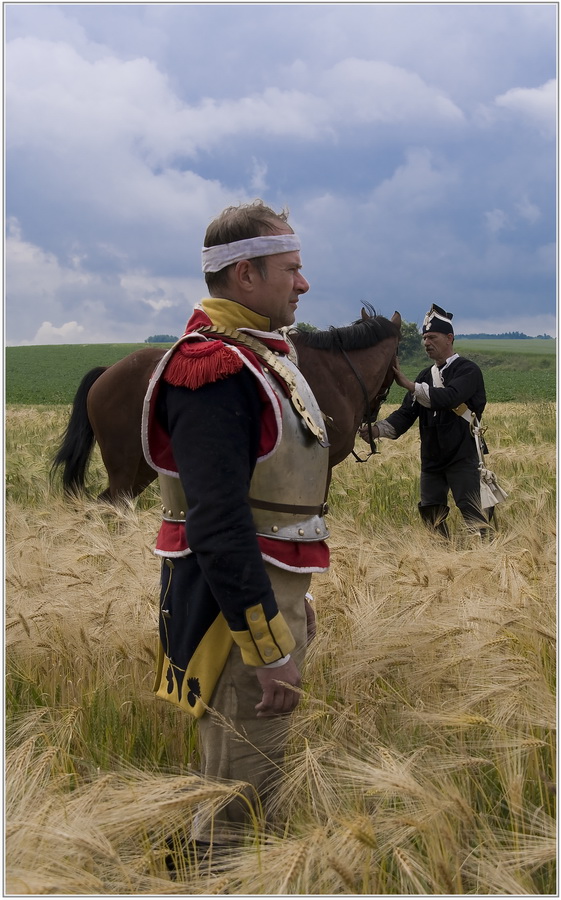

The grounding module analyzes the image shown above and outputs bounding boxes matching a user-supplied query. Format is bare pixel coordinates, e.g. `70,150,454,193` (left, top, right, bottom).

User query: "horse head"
362,308,401,423
291,307,401,468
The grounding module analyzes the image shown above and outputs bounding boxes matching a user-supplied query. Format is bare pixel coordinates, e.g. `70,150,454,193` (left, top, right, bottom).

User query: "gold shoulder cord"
197,325,326,444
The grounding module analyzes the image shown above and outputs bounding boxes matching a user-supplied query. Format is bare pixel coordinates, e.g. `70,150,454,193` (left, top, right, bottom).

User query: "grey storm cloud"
5,3,556,345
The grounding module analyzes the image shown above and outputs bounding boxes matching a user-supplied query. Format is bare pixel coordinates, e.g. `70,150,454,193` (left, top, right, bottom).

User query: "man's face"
241,225,309,330
251,249,310,330
422,330,453,365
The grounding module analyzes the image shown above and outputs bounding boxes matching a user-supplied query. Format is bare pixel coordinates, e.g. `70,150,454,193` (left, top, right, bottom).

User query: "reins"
331,331,384,463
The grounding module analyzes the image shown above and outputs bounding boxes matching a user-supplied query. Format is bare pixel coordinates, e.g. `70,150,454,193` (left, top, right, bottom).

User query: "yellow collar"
200,298,271,332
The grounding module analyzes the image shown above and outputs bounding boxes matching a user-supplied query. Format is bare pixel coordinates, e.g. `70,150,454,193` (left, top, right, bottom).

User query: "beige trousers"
195,563,311,843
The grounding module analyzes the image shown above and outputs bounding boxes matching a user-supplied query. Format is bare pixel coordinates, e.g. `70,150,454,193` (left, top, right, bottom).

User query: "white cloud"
320,58,465,126
8,36,322,170
484,196,543,236
5,6,556,342
119,271,194,314
6,217,94,299
7,38,188,158
5,219,201,343
484,209,511,235
249,158,269,194
142,297,175,312
367,147,459,215
33,321,85,344
6,221,109,343
7,37,466,179
6,5,108,60
515,196,541,225
495,79,556,137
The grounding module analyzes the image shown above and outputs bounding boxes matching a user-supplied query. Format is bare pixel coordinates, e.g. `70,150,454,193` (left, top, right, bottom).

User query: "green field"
455,338,556,355
5,339,556,405
5,343,172,405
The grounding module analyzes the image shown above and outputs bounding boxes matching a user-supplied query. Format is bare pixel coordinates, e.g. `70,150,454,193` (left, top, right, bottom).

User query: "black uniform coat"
385,356,486,472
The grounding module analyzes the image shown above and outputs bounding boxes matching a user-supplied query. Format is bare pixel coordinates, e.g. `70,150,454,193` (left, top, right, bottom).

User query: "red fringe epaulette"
163,339,243,390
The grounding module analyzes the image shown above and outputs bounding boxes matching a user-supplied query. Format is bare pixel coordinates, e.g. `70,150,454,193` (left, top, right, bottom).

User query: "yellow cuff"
231,604,296,666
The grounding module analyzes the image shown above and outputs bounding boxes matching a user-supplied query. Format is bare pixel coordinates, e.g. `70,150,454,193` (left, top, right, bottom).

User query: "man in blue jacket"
142,200,330,866
361,304,489,538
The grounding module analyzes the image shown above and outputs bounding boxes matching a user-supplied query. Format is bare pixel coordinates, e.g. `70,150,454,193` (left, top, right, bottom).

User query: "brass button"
250,611,260,622
298,528,304,536
255,631,264,640
272,525,279,533
263,648,273,657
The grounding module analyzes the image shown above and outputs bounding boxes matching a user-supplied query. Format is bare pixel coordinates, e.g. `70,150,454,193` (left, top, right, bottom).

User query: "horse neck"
295,336,396,437
331,341,395,408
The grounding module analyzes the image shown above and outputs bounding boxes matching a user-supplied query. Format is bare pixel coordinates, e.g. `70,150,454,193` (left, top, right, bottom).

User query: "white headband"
202,234,301,273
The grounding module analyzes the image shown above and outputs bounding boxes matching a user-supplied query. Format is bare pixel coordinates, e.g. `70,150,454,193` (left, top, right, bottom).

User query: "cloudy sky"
5,2,557,345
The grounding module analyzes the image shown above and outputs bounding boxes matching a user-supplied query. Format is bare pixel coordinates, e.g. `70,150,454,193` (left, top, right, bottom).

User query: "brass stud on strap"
272,525,279,533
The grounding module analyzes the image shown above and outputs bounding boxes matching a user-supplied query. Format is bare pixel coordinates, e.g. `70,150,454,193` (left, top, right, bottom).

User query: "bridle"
334,337,392,463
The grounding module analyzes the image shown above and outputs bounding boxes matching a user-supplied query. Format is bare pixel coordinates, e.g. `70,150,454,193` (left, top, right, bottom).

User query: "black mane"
293,306,400,352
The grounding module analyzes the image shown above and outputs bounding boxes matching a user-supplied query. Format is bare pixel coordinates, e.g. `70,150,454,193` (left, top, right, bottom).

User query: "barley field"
5,402,556,895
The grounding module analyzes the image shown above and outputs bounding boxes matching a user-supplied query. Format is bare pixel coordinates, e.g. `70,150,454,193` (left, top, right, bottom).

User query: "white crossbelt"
431,364,508,508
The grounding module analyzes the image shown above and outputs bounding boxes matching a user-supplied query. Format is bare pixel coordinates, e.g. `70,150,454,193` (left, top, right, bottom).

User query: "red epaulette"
163,339,244,390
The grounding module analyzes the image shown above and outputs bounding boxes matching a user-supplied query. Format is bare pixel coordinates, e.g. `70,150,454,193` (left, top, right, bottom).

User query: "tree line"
454,332,553,340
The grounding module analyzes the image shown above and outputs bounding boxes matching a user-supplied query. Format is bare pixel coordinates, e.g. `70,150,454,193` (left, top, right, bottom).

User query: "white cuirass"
158,356,330,542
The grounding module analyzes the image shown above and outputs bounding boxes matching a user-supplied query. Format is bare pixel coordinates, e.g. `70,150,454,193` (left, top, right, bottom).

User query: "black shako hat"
422,303,454,335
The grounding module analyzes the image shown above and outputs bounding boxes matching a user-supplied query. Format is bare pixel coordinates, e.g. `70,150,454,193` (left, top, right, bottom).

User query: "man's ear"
233,259,257,292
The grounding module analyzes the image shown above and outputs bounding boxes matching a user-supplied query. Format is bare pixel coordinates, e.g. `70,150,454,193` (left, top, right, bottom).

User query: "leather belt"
249,497,329,517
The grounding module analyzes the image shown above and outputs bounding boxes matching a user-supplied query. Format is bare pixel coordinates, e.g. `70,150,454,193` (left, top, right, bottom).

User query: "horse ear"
361,307,370,321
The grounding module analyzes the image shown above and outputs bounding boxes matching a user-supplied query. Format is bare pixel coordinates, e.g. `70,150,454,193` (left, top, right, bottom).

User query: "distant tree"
296,322,318,332
455,332,536,339
397,320,424,362
145,334,179,343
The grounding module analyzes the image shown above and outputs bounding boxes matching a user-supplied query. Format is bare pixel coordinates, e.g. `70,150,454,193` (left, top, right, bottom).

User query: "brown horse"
52,308,401,501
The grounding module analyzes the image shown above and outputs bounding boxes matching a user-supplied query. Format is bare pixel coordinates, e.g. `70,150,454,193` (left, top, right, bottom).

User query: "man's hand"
358,422,380,443
392,362,415,392
255,657,301,717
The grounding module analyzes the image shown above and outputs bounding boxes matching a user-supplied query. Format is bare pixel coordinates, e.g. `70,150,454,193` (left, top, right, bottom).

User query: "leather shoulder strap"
197,326,327,444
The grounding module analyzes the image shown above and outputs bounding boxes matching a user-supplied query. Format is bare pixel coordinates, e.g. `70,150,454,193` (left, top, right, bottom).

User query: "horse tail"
51,367,108,494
